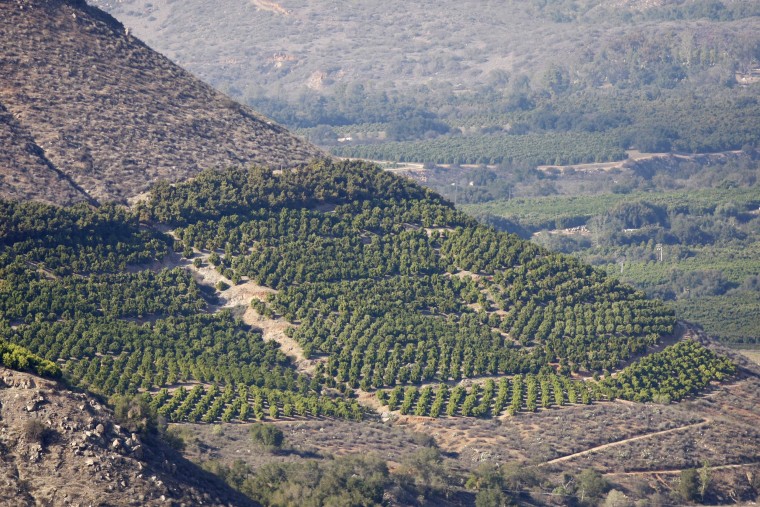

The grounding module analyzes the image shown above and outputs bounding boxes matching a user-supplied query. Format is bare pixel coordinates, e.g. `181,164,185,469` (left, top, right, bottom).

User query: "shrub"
576,468,610,502
249,423,284,449
677,468,700,502
23,419,51,446
112,394,157,434
162,425,187,451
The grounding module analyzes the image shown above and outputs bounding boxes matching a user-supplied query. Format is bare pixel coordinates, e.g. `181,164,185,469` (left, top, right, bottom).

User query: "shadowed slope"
0,103,92,205
0,366,259,506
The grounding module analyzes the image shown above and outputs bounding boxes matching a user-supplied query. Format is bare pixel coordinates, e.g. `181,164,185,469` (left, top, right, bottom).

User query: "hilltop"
0,0,322,206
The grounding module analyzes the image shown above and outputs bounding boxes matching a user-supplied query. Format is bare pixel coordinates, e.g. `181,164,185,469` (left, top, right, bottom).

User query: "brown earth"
180,369,760,502
0,0,323,206
0,366,258,506
0,104,91,206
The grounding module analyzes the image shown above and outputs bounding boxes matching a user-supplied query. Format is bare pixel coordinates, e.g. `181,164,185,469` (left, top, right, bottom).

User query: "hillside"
0,0,322,206
0,364,258,506
0,104,92,206
458,150,760,347
2,160,758,504
89,0,760,107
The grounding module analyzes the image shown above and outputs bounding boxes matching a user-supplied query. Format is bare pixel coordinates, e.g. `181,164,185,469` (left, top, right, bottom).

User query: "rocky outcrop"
0,367,258,506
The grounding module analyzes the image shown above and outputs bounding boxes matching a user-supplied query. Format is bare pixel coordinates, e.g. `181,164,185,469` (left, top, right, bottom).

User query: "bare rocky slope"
0,366,258,506
0,0,323,206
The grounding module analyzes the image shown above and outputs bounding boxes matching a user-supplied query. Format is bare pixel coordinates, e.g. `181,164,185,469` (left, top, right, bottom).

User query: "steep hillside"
0,365,258,506
1,2,757,503
0,161,728,417
0,0,322,206
0,104,92,206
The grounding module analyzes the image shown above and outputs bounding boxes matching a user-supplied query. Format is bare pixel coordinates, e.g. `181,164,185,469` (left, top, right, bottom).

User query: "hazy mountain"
88,0,759,128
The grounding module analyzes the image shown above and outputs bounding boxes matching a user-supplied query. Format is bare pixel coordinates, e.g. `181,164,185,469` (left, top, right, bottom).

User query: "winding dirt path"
538,419,711,467
240,305,324,375
158,231,321,376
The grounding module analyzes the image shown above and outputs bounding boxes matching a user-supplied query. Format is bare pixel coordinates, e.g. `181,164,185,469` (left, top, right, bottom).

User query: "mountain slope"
0,365,258,506
88,0,759,102
0,161,753,505
0,0,323,206
0,104,92,206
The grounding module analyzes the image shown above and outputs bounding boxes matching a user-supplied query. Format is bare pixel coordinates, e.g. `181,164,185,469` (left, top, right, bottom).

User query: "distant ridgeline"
0,161,734,420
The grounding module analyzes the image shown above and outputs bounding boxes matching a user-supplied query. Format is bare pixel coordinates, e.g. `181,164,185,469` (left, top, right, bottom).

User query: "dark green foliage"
0,200,169,275
332,130,628,167
377,373,602,418
112,394,157,434
207,452,458,506
249,423,284,449
0,198,360,421
153,384,363,423
576,468,610,503
5,312,303,392
0,159,723,425
465,166,760,343
467,462,502,488
141,159,447,226
501,462,542,491
474,487,508,507
400,447,448,495
152,161,674,387
673,292,760,344
239,455,391,506
677,468,701,502
330,87,760,167
0,267,206,323
601,340,736,402
375,341,734,417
